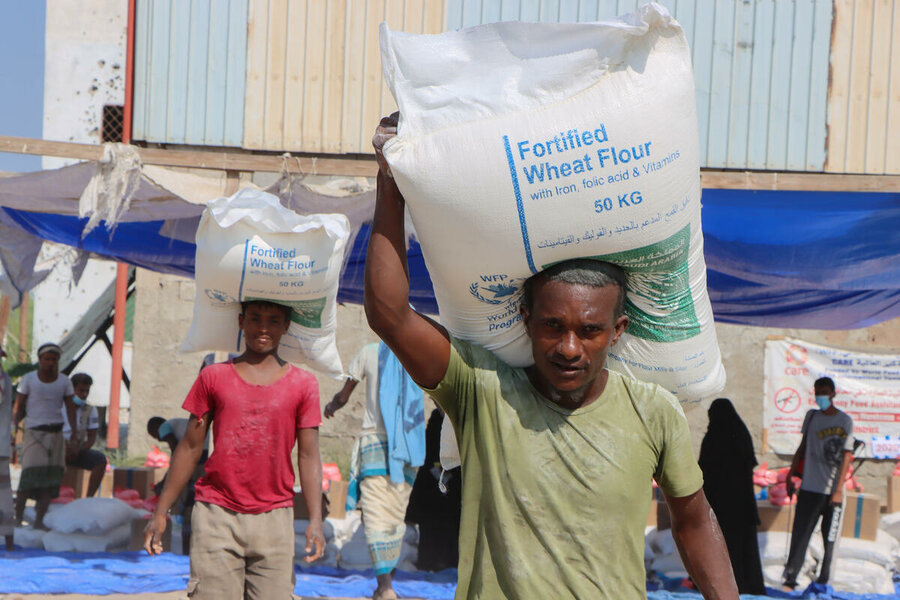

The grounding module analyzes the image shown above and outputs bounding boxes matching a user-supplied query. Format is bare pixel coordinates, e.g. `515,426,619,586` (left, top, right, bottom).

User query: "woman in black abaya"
698,398,766,595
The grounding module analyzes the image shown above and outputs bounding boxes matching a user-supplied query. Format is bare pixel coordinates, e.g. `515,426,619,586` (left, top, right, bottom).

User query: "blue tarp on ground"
1,549,900,599
2,188,898,329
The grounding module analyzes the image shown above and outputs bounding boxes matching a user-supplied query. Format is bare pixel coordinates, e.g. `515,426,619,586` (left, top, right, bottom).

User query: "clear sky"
0,0,45,173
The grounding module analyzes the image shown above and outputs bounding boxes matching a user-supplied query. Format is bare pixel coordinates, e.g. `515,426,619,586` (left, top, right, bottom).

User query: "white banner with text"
763,338,900,457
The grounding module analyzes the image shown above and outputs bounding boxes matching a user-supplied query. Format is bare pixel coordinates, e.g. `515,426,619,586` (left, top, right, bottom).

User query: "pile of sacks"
644,526,686,579
808,529,899,595
15,498,145,553
753,462,864,506
646,518,900,594
293,511,418,571
757,530,814,589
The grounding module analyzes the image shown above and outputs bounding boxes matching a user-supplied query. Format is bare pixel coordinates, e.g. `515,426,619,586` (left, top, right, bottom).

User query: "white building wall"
34,0,131,414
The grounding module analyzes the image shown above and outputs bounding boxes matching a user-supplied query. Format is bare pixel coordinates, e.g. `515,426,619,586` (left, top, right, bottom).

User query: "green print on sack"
244,297,328,329
286,297,328,329
594,224,700,343
542,224,700,343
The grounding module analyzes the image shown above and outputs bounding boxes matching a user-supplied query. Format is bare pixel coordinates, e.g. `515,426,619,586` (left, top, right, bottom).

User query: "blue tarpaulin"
1,549,898,598
1,187,898,329
701,189,900,329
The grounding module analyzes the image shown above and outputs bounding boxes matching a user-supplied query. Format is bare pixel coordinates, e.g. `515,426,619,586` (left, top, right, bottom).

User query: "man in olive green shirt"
365,113,738,600
426,337,704,598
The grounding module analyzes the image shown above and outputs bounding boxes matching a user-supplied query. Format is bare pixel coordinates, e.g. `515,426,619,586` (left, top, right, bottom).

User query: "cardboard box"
293,480,349,520
293,491,327,520
326,480,348,520
113,467,158,499
886,476,900,514
61,466,113,498
757,501,796,533
61,467,88,498
842,492,879,541
128,517,171,552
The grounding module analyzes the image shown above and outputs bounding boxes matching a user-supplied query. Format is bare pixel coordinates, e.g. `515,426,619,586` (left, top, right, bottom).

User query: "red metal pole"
122,0,135,145
107,263,128,449
108,0,136,449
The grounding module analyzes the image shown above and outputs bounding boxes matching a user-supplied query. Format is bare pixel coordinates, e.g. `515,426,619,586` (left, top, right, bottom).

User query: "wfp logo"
205,289,236,304
468,275,521,306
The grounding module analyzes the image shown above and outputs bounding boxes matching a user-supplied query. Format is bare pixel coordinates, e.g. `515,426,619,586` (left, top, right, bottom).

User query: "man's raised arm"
364,114,450,389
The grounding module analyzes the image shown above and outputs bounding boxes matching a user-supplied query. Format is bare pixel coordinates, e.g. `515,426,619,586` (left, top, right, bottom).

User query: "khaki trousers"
188,501,295,600
359,475,412,575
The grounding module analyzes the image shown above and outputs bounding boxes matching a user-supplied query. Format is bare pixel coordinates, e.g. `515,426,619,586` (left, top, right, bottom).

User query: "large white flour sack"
181,189,349,377
380,3,724,399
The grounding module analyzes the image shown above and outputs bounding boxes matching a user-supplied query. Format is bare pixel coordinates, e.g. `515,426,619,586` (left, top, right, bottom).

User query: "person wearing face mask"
782,377,855,590
62,373,108,497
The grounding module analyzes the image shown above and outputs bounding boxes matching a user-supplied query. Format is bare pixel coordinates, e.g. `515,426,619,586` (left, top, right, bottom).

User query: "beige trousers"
188,501,295,600
359,475,412,574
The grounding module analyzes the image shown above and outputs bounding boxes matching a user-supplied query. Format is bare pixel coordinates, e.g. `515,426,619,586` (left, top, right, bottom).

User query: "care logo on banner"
763,338,900,456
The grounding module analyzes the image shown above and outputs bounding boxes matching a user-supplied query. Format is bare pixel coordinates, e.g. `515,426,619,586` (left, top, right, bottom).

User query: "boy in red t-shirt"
144,300,325,599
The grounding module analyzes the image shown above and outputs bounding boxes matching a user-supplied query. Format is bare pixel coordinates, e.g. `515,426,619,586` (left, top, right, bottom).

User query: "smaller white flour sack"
380,3,724,399
181,188,349,377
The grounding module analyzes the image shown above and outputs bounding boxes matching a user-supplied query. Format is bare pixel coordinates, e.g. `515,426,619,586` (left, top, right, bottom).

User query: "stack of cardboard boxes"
294,480,349,520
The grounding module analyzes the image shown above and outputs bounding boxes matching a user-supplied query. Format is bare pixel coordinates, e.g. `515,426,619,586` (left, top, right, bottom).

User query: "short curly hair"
70,372,93,387
522,259,626,317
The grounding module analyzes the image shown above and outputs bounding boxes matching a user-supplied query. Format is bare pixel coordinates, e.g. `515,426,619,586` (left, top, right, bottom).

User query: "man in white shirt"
63,373,108,497
0,345,14,549
13,343,77,530
324,342,425,600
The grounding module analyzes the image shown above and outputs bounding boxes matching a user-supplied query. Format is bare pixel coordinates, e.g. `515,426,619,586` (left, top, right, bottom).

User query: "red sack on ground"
322,462,341,482
52,486,75,504
753,462,778,487
775,467,792,483
143,495,160,513
114,488,141,501
321,462,342,492
145,445,170,468
768,482,798,505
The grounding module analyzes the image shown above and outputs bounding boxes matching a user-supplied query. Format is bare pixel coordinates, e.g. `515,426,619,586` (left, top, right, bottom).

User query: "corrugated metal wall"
242,0,444,154
131,0,897,174
132,0,248,147
826,0,899,175
446,0,833,172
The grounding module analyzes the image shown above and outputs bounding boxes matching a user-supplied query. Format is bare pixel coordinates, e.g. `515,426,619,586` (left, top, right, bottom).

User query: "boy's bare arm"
144,413,210,555
324,378,358,418
786,436,807,496
365,114,450,389
83,428,97,451
12,393,26,424
298,427,325,562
